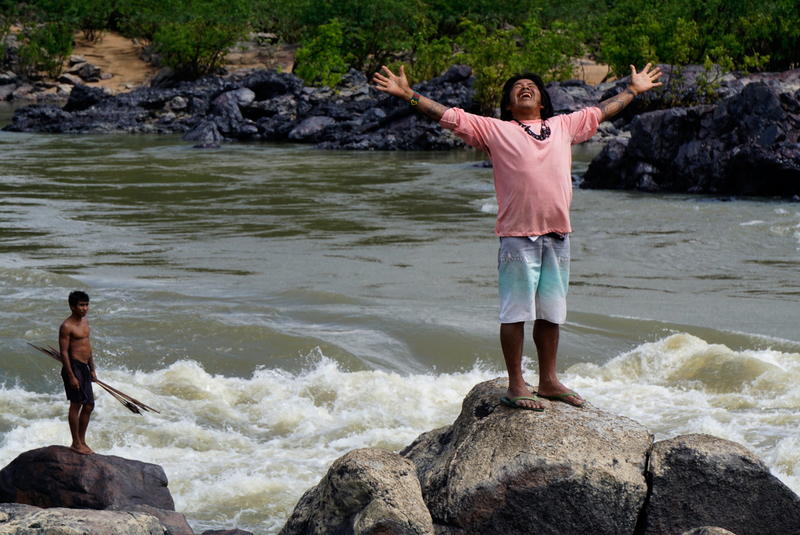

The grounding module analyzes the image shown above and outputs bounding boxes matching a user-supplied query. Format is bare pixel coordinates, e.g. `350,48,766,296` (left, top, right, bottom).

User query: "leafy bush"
255,0,419,76
74,0,116,42
456,20,520,115
406,35,454,85
151,0,249,79
457,15,585,115
294,18,349,87
599,0,797,77
0,0,18,66
117,0,171,45
18,21,74,78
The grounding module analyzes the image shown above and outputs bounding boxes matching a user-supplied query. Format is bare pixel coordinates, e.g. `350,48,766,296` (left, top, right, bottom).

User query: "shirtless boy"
59,291,97,455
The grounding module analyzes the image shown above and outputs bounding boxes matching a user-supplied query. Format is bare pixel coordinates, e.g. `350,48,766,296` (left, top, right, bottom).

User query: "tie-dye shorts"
497,234,570,324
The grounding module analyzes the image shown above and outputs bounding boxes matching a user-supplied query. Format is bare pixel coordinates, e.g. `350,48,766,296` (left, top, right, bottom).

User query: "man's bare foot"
537,386,584,407
502,387,546,410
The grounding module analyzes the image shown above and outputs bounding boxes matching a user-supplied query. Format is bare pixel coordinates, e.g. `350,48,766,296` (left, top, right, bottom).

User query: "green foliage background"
3,0,799,106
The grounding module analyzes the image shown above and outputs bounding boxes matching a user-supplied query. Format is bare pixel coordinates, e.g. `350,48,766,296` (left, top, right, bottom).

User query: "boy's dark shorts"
61,360,95,405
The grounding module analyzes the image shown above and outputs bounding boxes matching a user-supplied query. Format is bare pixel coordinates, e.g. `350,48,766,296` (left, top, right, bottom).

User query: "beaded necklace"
514,119,551,141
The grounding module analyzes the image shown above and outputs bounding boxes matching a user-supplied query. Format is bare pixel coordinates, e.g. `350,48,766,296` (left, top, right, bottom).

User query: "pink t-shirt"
440,107,601,236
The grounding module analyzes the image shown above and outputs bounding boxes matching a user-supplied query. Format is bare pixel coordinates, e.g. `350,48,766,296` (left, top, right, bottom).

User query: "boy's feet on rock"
70,443,94,455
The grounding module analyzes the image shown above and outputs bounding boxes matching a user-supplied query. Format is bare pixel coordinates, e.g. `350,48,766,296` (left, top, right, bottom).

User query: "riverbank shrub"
116,0,169,45
152,0,249,79
598,0,797,77
0,0,17,66
294,19,349,88
18,0,800,90
17,21,74,78
457,15,585,115
12,0,76,78
74,0,116,42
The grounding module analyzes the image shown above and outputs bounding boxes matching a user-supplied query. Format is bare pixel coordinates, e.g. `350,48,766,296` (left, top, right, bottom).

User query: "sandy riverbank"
68,31,298,94
64,31,609,94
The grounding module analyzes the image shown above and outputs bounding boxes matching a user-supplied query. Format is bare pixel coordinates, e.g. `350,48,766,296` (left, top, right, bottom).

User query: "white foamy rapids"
3,335,800,534
0,353,495,534
565,332,800,493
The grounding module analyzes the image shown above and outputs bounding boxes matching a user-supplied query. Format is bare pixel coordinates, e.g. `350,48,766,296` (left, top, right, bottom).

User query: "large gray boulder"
401,378,653,535
279,448,434,535
642,434,800,535
0,503,167,535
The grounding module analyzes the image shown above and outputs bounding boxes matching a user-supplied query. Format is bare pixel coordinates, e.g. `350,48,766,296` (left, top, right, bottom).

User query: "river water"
1,102,799,533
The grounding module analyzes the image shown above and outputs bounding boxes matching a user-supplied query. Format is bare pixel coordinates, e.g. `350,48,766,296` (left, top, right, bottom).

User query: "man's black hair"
500,73,554,122
68,291,90,308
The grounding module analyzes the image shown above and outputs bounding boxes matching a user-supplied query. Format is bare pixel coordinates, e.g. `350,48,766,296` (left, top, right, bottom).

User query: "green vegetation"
152,0,249,79
15,0,77,77
294,19,349,88
3,0,798,107
0,0,18,65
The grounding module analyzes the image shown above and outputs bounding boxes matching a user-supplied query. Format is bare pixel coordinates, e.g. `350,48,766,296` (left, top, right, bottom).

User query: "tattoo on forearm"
598,88,637,122
416,98,448,123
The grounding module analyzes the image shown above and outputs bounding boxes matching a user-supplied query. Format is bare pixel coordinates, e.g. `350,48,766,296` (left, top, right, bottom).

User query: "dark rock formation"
280,379,800,535
0,445,192,534
3,67,479,150
581,81,800,198
278,448,434,535
642,434,800,535
0,445,174,510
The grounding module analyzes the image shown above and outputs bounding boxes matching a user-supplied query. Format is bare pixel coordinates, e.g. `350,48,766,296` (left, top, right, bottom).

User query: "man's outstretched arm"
373,65,449,122
597,63,663,123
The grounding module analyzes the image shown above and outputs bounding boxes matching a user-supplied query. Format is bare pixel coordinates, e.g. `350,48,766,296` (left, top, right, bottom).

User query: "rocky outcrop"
0,503,168,535
280,379,800,535
642,434,800,535
0,445,192,535
3,67,478,150
401,378,652,535
581,78,800,198
278,448,434,535
0,445,173,510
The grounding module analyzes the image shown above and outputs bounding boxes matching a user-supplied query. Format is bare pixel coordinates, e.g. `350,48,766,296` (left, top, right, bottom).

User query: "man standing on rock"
374,64,662,410
59,291,97,454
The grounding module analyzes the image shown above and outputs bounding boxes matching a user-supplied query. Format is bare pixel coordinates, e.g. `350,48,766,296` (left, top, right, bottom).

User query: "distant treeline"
2,0,798,110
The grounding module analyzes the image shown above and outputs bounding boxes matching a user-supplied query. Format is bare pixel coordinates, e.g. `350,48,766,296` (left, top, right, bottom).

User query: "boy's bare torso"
61,316,91,363
60,300,92,364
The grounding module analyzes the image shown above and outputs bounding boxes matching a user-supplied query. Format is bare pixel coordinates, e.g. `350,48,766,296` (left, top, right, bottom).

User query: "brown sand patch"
69,31,296,93
71,32,158,92
574,56,613,85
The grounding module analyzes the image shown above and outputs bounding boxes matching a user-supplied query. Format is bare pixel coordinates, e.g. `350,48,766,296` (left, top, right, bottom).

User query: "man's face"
71,301,89,317
507,79,543,118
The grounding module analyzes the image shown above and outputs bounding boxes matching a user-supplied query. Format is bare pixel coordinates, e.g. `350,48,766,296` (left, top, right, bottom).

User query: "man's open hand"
373,65,413,100
629,63,663,95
